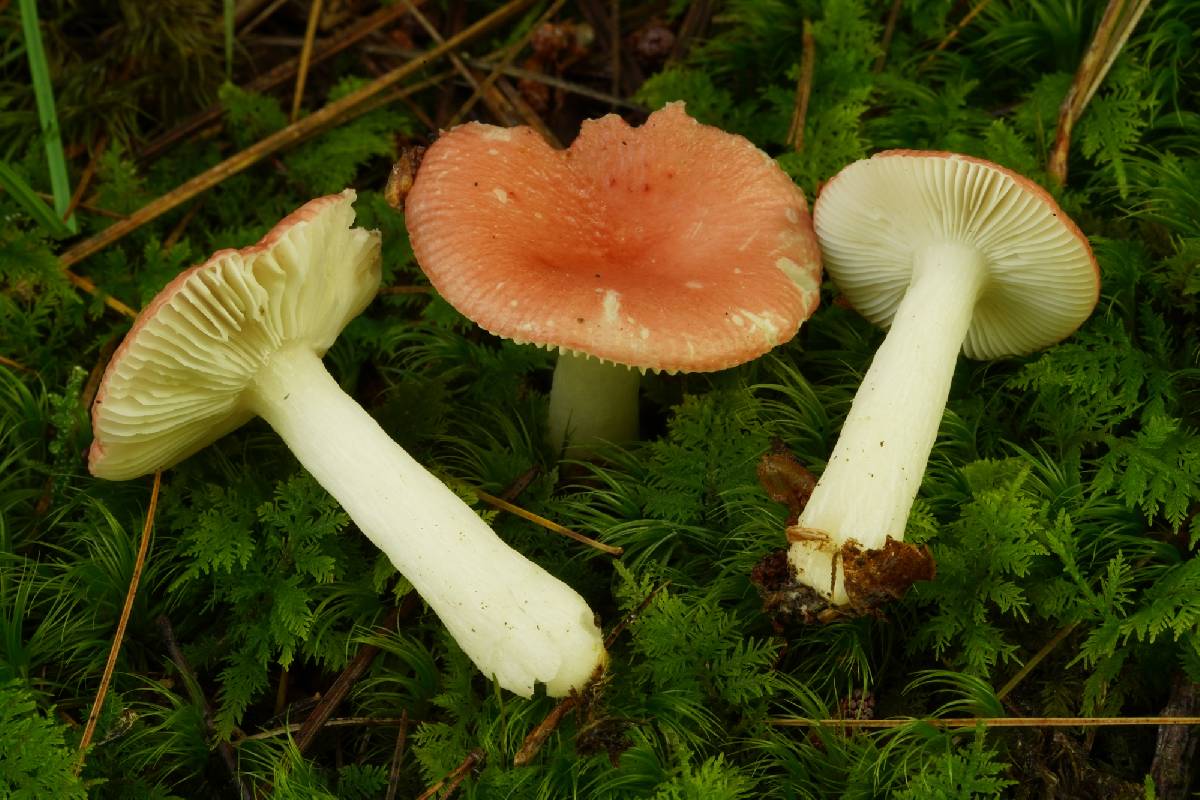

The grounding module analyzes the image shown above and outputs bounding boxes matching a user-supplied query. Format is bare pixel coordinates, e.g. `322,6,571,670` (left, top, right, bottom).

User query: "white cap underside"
815,154,1097,359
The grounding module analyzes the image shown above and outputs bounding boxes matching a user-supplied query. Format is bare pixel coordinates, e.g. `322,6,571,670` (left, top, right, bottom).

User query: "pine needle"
769,715,1200,729
786,20,815,152
58,0,536,273
290,0,324,122
471,486,623,556
75,470,162,773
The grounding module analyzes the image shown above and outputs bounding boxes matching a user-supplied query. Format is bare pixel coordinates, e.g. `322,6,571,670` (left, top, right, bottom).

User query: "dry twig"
446,0,568,128
786,21,816,152
769,715,1200,729
234,715,412,744
291,0,325,122
294,596,417,754
141,3,418,162
384,710,411,800
1047,0,1152,185
416,748,484,800
60,0,535,277
919,0,994,71
874,0,904,73
0,354,32,372
513,581,668,766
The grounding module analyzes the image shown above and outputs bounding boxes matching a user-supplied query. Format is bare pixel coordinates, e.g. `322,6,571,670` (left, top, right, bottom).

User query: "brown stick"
240,0,289,36
76,471,163,772
919,0,994,71
59,0,534,275
1047,0,1151,185
63,136,107,222
364,44,642,110
234,715,413,743
512,581,668,766
384,710,411,800
446,0,568,128
62,270,138,319
162,200,204,251
291,0,326,122
401,0,521,129
294,595,417,754
470,486,623,556
415,748,484,800
37,192,127,220
158,615,252,800
140,3,418,163
873,0,904,73
786,20,816,152
769,715,1200,729
1150,674,1200,800
0,354,32,372
512,685,585,767
996,621,1078,701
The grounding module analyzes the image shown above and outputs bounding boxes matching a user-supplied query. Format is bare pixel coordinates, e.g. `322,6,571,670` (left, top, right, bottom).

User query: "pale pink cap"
405,102,822,373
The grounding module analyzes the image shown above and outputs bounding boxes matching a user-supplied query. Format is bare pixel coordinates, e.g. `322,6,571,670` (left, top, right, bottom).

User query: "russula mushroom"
403,102,822,453
787,151,1099,613
88,190,606,697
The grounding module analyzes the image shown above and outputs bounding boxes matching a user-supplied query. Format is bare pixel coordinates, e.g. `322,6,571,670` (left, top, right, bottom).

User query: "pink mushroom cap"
404,102,822,373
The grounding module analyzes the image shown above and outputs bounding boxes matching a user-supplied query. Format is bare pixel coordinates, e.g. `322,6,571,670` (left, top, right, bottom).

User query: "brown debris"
629,20,675,64
750,548,838,626
751,537,935,625
385,146,427,211
756,439,817,525
840,537,935,616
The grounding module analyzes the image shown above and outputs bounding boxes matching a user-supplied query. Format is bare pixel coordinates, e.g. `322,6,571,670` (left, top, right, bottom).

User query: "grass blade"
17,0,76,233
0,161,72,238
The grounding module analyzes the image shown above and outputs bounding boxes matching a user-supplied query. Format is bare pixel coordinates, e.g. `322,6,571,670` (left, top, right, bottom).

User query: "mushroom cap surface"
813,150,1099,359
89,190,381,480
405,102,822,373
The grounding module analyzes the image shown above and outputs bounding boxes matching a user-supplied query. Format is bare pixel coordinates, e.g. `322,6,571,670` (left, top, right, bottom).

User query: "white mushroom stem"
247,345,606,697
547,352,641,454
788,241,987,604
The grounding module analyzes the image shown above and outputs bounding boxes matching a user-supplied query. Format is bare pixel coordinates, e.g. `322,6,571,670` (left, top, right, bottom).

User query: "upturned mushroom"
403,103,822,453
785,151,1099,615
88,190,606,697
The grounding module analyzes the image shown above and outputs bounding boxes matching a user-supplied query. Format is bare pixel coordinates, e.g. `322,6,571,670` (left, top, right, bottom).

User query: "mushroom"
88,190,606,697
403,102,822,453
787,151,1099,612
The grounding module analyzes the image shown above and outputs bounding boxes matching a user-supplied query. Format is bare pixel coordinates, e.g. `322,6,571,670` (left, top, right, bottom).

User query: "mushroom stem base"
788,240,985,604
